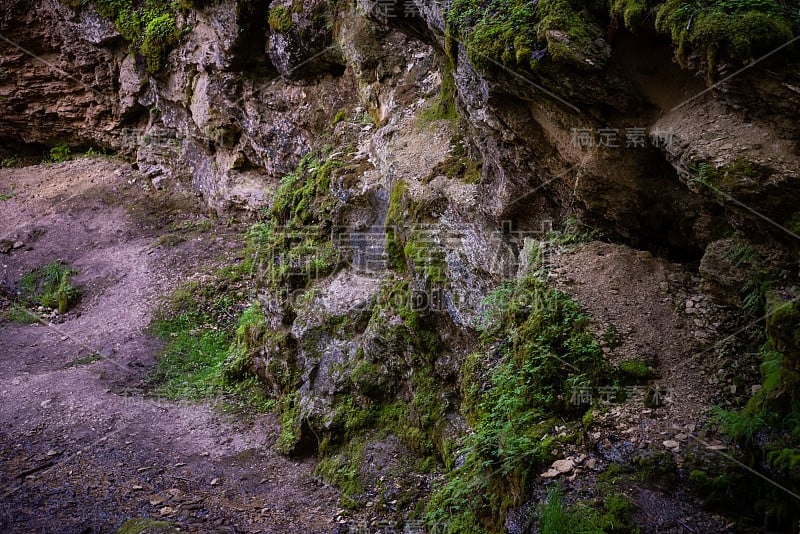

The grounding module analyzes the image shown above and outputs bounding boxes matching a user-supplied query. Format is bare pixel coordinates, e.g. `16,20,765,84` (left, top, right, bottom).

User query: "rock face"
2,0,797,252
2,0,800,529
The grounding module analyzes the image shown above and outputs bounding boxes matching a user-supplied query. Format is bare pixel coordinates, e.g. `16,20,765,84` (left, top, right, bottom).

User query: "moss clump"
69,0,185,74
427,135,482,185
246,149,349,291
314,438,367,509
767,447,800,481
611,0,653,30
766,293,800,369
302,279,446,508
447,0,606,72
617,359,655,381
384,180,451,287
385,180,409,273
656,0,796,79
268,5,293,32
418,63,459,124
221,303,267,382
140,13,179,74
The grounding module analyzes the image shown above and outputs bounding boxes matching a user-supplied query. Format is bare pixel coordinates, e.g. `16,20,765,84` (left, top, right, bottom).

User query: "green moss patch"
656,0,797,79
66,0,184,73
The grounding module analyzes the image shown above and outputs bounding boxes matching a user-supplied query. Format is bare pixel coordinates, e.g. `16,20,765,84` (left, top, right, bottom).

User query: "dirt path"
0,159,341,533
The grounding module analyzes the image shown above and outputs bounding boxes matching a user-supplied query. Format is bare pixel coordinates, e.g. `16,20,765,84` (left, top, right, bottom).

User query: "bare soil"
0,159,342,533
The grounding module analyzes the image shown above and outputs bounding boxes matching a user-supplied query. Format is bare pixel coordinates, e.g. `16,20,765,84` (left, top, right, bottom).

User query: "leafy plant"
1,155,21,168
18,261,80,314
1,183,17,201
47,144,72,163
538,485,603,534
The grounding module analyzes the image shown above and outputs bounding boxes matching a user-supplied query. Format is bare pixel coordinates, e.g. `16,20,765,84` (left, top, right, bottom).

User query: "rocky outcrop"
2,0,800,529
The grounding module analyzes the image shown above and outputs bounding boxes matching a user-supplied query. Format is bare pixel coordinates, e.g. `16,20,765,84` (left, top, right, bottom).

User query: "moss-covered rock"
656,0,797,79
766,289,800,369
447,0,610,73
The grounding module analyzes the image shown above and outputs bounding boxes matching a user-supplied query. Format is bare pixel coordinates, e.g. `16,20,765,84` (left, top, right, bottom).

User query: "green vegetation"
245,148,348,290
447,0,606,72
1,155,21,168
148,147,354,411
149,310,234,399
418,64,459,124
116,518,179,534
47,144,72,163
64,0,184,73
445,0,797,78
0,183,17,201
18,261,80,314
656,0,797,78
603,324,623,348
140,13,179,74
148,296,277,410
538,485,603,533
425,271,613,532
427,135,482,185
691,156,771,190
617,359,655,380
6,306,41,324
547,217,602,250
705,281,800,529
536,485,639,533
268,5,293,32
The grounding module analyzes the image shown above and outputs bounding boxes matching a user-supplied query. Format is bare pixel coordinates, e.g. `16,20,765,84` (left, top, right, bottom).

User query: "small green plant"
18,261,80,314
1,183,17,201
726,240,760,266
547,217,601,250
6,305,40,324
1,155,21,168
537,485,603,533
47,144,72,163
603,324,623,348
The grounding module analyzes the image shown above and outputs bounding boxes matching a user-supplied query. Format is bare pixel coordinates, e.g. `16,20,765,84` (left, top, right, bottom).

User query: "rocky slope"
1,0,800,532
